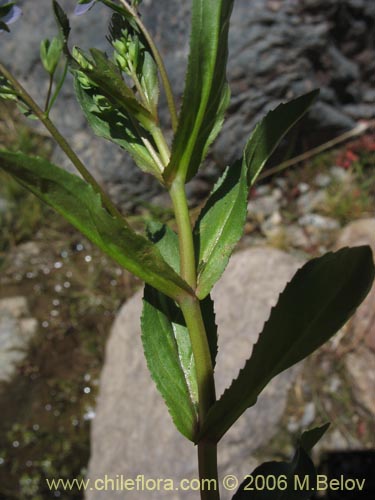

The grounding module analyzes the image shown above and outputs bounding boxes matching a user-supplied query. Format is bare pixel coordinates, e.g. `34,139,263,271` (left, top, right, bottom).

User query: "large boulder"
335,219,375,415
1,1,374,208
87,247,303,500
0,297,38,384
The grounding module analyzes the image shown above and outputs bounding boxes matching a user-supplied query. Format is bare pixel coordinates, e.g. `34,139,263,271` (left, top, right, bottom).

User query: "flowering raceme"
0,1,22,32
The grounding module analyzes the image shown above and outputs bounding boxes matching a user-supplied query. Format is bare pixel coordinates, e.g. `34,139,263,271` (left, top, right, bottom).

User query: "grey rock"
346,346,375,415
0,297,29,318
298,213,340,231
314,173,331,188
284,225,310,249
87,248,303,499
317,429,360,452
299,402,316,428
248,188,282,221
261,211,283,233
297,182,310,194
297,190,327,214
330,166,351,184
2,0,374,208
0,297,38,383
335,219,375,414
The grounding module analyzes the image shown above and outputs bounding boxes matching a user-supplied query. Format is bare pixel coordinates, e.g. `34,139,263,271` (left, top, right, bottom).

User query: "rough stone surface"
2,0,374,208
335,219,375,416
0,297,38,383
87,248,303,499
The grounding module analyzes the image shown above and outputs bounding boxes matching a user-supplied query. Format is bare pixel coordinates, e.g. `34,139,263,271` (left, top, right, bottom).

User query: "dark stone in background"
1,0,374,209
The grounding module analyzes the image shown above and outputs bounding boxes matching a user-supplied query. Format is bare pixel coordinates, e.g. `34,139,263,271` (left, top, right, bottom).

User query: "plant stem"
46,60,68,116
0,63,126,226
44,73,54,113
150,125,171,167
198,441,220,500
169,178,197,288
170,177,219,500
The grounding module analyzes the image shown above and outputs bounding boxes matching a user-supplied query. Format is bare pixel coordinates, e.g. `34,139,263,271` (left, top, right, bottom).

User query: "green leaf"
142,285,199,440
233,449,316,500
141,222,218,438
140,51,159,116
193,91,318,299
0,3,15,18
300,423,330,453
52,1,70,48
74,78,161,179
200,247,374,442
194,159,248,299
146,221,180,271
232,424,330,499
164,0,234,183
245,90,319,186
0,150,192,301
84,48,155,129
0,20,10,32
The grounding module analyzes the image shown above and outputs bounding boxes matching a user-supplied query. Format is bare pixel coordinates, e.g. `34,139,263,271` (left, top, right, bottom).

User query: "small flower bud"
72,47,97,90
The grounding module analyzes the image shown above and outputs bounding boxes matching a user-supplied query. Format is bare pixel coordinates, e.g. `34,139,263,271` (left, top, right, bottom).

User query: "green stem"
44,73,54,113
0,63,126,226
198,441,220,500
150,125,170,167
170,178,219,500
179,296,216,421
46,60,68,116
128,63,149,109
169,178,196,288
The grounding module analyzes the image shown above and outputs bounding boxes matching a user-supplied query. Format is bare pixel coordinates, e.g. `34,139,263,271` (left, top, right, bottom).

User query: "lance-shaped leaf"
76,48,155,130
193,91,319,299
199,247,374,442
142,285,199,440
0,150,192,301
52,0,70,48
194,159,248,299
74,79,161,179
232,424,330,499
245,90,319,187
141,223,217,440
164,0,234,183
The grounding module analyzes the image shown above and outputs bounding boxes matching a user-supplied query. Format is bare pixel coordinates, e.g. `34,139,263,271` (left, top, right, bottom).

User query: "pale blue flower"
74,0,96,16
0,1,22,33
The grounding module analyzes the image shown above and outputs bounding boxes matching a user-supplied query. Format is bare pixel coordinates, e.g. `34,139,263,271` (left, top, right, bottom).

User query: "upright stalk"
169,176,220,500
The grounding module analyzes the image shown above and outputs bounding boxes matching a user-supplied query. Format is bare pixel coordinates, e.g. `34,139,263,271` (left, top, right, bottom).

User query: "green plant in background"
0,1,374,499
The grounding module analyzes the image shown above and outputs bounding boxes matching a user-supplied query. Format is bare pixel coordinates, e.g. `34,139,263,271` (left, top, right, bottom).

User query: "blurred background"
0,0,374,498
